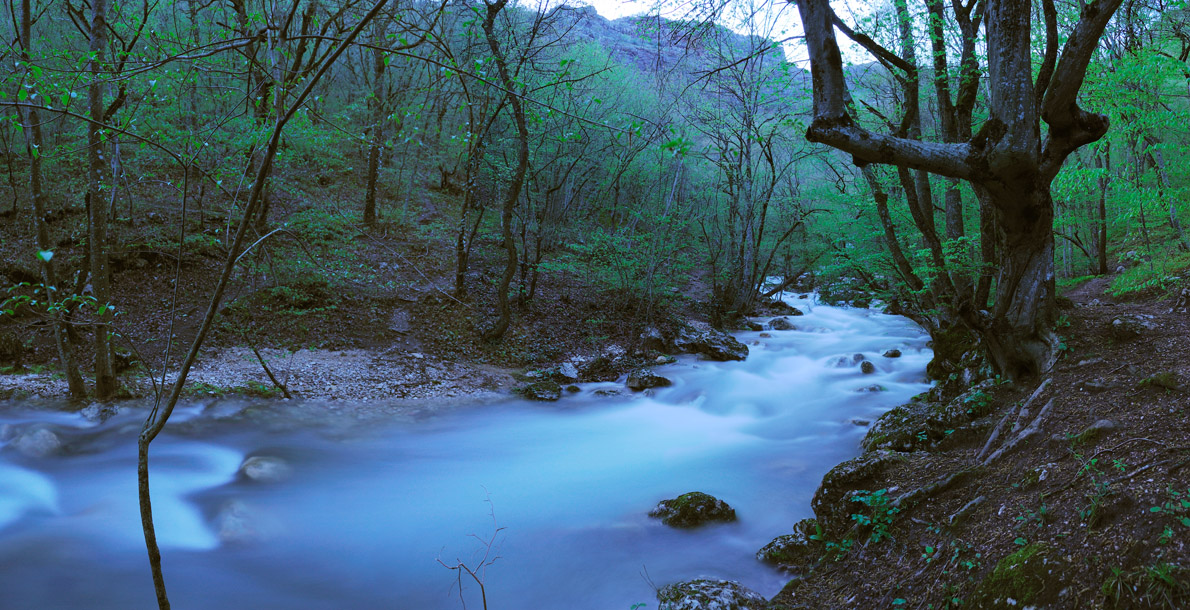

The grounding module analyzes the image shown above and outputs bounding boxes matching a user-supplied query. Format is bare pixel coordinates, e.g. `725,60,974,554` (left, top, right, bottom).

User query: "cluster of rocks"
518,321,758,400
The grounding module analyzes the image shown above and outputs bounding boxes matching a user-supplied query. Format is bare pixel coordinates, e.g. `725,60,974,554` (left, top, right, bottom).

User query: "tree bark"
16,0,87,400
363,23,387,227
481,0,529,341
984,187,1061,380
88,0,117,400
795,0,1123,381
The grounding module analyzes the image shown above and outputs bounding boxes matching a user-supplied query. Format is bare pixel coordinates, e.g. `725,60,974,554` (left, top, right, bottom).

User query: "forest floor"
772,278,1190,609
0,194,703,403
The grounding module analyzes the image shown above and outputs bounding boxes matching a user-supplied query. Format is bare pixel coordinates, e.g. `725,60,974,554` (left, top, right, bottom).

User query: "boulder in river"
626,369,672,391
81,403,119,423
215,499,279,544
649,491,737,528
238,456,292,483
860,361,876,374
768,317,796,331
657,579,768,610
522,380,562,401
672,329,748,361
882,349,902,358
11,427,62,458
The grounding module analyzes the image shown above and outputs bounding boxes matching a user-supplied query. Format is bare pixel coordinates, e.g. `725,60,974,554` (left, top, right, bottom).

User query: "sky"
570,0,811,63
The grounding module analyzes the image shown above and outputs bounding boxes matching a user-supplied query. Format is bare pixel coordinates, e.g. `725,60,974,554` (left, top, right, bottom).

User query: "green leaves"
36,250,54,263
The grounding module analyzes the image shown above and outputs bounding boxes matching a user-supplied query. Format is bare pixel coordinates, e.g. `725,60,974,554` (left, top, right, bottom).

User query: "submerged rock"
12,427,62,458
626,369,672,391
657,579,768,610
238,456,292,483
215,499,279,544
649,491,737,528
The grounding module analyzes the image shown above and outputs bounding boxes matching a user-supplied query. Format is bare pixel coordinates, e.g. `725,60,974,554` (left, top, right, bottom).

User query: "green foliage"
541,224,691,313
1107,251,1190,297
1101,563,1189,609
849,489,900,543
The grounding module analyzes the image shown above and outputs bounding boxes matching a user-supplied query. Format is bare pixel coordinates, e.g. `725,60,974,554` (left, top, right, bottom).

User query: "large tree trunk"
983,186,1060,380
88,0,117,399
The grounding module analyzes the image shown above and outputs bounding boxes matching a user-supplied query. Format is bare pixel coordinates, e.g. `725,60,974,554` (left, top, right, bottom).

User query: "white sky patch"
566,0,878,66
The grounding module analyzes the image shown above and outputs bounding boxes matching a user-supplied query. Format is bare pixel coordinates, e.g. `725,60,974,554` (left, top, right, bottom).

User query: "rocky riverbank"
660,280,1190,609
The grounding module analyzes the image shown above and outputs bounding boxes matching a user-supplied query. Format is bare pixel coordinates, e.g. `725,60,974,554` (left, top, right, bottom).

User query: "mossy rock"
811,452,899,534
757,519,823,570
862,381,996,453
657,579,768,610
522,380,562,401
970,543,1070,608
649,491,737,528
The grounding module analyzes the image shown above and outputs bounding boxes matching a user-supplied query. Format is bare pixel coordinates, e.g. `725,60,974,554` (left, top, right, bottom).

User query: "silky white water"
0,295,930,609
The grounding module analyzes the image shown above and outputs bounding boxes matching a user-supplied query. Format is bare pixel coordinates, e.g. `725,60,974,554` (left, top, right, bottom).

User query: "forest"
1,0,1189,608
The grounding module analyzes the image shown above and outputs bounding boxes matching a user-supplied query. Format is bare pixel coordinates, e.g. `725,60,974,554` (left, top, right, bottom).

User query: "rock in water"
757,518,823,569
883,349,902,358
523,380,562,401
626,369,672,391
649,491,736,528
657,579,768,610
238,456,292,483
860,361,876,374
12,428,62,458
672,329,748,361
768,317,796,331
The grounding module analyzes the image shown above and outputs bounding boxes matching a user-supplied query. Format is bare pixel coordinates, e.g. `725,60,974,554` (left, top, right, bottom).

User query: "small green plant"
961,390,994,418
850,489,901,543
1149,486,1190,527
1101,563,1189,609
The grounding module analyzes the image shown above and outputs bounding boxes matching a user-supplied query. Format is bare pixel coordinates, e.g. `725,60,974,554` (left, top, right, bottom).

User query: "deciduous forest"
0,0,1188,608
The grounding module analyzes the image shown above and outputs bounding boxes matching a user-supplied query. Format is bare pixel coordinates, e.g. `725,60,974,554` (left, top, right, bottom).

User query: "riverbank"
757,279,1190,609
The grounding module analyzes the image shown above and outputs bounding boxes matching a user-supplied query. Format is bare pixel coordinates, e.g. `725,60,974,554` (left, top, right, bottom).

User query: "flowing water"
0,295,930,609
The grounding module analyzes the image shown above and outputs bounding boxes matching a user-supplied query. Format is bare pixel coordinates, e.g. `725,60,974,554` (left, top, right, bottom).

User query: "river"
0,294,930,609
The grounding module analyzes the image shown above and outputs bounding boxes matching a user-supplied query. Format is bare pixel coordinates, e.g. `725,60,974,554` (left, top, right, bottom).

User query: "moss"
1137,371,1181,391
970,543,1064,608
